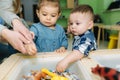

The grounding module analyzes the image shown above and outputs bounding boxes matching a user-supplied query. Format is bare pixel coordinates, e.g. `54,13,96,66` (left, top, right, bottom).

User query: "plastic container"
2,52,92,80
90,53,120,69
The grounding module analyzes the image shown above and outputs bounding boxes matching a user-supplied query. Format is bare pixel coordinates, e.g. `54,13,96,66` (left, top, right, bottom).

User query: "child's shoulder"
31,23,41,27
56,24,64,30
29,23,44,31
30,23,44,29
85,30,95,38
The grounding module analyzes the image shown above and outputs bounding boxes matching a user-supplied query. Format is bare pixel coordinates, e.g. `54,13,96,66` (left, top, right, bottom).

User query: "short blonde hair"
71,5,94,21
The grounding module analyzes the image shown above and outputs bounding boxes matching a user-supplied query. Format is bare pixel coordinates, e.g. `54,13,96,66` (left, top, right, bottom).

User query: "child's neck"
49,27,55,29
48,24,56,29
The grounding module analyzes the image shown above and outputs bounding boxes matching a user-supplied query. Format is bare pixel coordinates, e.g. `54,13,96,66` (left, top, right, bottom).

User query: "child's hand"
24,42,37,56
67,26,71,34
56,59,69,72
55,47,66,53
30,31,35,39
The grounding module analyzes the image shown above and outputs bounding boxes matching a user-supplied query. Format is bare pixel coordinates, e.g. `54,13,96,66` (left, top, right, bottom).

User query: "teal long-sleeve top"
30,22,68,52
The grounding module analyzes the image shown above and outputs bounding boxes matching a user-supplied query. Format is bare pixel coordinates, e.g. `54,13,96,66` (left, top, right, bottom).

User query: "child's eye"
42,13,47,16
51,15,56,17
69,23,73,25
76,23,80,25
52,15,55,17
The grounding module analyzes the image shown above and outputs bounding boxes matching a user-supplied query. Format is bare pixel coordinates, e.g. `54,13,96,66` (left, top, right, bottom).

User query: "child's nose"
47,16,51,20
71,24,75,29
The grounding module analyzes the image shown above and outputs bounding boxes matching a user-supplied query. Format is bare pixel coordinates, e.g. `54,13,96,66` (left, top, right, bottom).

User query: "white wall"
21,0,38,22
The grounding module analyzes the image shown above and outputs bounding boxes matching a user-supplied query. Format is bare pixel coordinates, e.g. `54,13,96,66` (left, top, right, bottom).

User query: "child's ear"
58,12,61,19
88,21,94,29
36,9,39,18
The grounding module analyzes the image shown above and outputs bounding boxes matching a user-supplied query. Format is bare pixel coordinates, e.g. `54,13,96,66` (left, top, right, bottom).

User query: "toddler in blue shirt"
8,0,68,55
29,0,68,53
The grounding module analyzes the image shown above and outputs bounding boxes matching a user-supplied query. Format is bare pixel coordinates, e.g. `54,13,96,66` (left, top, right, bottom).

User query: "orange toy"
41,68,68,80
23,71,46,80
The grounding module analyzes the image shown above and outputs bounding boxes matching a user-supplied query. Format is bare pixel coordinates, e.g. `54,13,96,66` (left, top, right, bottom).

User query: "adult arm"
0,24,7,40
1,28,29,53
0,0,32,42
0,0,19,26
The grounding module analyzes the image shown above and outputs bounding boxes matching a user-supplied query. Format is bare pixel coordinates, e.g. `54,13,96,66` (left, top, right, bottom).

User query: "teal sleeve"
61,27,68,49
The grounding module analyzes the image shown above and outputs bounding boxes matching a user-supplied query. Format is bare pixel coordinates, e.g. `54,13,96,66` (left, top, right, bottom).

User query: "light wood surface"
94,23,120,48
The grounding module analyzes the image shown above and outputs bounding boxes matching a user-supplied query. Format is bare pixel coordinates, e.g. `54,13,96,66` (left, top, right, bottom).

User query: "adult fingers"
19,29,33,42
19,32,31,44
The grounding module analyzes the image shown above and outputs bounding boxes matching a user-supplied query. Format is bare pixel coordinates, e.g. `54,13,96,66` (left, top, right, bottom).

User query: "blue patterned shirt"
72,30,97,56
30,22,68,52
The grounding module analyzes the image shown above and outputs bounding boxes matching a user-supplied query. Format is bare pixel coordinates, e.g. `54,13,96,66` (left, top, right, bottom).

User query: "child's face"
36,5,60,28
69,12,93,35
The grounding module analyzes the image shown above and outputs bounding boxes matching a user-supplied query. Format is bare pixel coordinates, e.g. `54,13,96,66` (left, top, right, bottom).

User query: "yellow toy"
41,68,68,80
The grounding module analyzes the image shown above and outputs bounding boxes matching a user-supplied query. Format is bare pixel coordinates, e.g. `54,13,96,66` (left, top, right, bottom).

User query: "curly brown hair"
37,0,61,14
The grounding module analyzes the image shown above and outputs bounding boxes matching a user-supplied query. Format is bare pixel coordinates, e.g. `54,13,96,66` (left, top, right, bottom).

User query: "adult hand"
1,28,29,54
12,19,33,42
